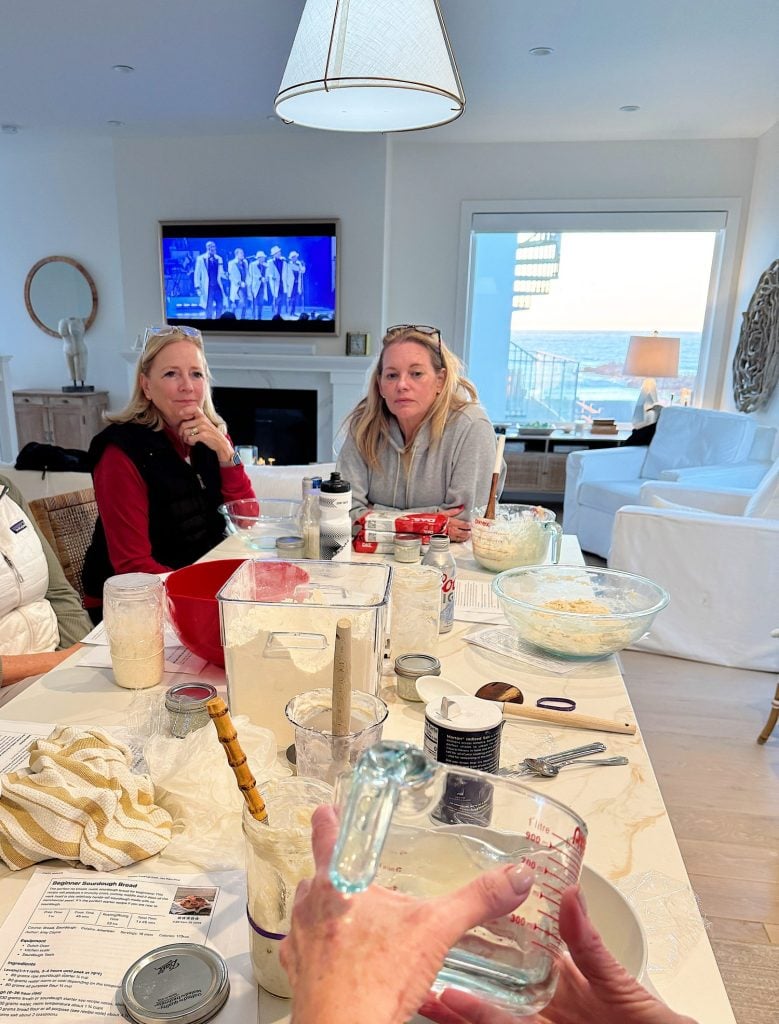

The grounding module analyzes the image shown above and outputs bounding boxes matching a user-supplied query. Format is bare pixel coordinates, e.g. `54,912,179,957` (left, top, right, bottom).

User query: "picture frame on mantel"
346,332,369,356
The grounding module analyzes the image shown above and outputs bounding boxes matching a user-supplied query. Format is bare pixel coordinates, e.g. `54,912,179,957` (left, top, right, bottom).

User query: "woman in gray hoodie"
336,326,503,542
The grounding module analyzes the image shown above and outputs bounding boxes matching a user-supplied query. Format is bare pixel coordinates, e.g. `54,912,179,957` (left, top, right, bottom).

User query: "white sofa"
563,406,777,558
0,462,335,505
608,460,779,671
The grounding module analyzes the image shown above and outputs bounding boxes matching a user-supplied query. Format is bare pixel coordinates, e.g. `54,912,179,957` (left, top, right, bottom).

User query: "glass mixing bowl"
492,565,669,659
220,498,301,551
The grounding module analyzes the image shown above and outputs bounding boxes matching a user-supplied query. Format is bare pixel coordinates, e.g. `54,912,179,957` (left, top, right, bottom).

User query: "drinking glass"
389,564,442,659
285,688,388,785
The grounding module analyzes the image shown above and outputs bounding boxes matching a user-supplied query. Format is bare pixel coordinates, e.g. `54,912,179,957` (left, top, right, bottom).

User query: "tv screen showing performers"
159,221,338,334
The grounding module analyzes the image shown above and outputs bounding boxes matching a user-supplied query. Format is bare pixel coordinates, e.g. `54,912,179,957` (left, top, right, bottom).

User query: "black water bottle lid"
320,471,350,493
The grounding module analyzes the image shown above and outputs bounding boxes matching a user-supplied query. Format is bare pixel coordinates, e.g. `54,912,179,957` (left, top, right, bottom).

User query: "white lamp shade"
623,335,680,378
275,0,465,132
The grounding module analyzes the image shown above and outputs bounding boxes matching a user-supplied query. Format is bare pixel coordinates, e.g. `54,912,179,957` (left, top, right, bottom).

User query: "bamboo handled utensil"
484,433,506,520
332,618,352,769
207,697,269,824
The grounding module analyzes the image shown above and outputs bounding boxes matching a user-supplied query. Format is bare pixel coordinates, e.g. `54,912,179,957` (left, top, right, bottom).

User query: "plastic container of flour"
218,559,392,749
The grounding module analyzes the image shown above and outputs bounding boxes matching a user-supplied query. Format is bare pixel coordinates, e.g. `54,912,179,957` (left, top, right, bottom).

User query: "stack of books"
590,417,618,435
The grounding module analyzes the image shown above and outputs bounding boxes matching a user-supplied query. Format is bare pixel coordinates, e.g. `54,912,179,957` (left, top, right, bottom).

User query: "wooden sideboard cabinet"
13,389,108,451
502,429,632,501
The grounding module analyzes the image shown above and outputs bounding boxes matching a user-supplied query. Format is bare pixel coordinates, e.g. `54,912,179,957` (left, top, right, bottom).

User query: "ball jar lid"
394,653,441,679
121,942,229,1024
164,682,218,713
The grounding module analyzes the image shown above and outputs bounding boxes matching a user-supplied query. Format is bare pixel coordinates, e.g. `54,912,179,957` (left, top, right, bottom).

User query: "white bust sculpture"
58,316,88,386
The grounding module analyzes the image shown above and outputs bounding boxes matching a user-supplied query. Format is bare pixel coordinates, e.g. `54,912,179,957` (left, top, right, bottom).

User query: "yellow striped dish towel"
0,726,172,871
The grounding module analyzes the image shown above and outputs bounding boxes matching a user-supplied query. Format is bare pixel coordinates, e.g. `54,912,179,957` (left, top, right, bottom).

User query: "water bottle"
319,471,351,559
422,534,457,633
301,483,321,559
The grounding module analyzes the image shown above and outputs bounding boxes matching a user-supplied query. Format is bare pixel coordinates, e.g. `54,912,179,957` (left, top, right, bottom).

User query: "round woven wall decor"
732,258,779,412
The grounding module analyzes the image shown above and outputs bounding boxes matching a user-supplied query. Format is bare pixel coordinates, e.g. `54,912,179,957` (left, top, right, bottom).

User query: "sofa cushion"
744,459,779,520
640,406,757,480
578,479,644,516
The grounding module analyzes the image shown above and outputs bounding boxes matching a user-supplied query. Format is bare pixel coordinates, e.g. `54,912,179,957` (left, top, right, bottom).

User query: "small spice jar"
165,682,218,738
394,532,421,563
394,653,441,702
276,535,305,558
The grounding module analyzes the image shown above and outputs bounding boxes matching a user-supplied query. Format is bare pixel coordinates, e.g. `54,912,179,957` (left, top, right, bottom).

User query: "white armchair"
563,406,776,557
608,463,779,672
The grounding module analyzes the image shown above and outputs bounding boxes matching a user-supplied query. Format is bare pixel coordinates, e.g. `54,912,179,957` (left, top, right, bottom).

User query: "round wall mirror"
24,255,98,338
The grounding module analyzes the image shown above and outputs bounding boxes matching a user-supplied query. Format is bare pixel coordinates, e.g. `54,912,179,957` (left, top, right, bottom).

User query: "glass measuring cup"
330,741,587,1017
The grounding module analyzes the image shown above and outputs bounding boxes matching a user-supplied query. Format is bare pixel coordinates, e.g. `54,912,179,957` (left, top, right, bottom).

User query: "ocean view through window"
466,224,720,425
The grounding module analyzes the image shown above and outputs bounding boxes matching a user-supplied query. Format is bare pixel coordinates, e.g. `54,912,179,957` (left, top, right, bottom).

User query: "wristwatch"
221,451,243,467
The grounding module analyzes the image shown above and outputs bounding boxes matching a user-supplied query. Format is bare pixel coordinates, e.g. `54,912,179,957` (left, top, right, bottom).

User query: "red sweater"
91,428,253,579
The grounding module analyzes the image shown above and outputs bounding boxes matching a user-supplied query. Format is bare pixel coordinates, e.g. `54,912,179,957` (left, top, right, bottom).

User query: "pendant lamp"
275,0,465,133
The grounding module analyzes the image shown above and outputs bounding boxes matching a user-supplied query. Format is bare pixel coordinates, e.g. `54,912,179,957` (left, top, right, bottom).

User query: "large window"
461,207,731,425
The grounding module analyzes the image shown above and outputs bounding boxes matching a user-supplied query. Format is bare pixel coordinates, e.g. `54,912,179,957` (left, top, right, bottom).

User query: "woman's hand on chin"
178,409,233,462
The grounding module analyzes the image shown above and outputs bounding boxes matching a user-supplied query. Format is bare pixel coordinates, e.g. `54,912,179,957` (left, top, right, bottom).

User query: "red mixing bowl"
165,559,310,667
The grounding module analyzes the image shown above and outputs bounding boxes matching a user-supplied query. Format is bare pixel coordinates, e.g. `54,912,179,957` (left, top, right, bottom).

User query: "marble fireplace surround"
122,345,374,463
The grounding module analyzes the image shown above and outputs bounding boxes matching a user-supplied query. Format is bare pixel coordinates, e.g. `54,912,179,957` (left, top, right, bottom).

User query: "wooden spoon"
332,618,353,769
484,433,506,520
475,681,637,736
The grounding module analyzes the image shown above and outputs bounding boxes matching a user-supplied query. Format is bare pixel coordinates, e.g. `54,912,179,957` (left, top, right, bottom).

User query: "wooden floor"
619,649,779,1024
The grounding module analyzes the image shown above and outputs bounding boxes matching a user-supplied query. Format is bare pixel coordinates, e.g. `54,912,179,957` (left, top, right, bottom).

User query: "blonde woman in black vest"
82,325,254,620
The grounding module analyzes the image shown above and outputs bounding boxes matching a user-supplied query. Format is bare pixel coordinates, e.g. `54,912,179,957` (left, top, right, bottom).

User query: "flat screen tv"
158,219,338,335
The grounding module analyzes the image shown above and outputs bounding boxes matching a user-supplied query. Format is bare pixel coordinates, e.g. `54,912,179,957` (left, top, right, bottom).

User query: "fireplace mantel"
122,348,373,462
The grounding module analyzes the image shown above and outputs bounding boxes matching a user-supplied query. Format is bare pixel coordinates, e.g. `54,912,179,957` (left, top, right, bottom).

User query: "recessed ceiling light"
106,120,125,127
529,47,554,56
620,105,640,112
112,64,135,74
1,124,20,134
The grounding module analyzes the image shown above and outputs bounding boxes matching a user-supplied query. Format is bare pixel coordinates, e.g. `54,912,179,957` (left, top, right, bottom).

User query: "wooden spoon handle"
207,697,269,823
500,701,636,735
332,618,352,737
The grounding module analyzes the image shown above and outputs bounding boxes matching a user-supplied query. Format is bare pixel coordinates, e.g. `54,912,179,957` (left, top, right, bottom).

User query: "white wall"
723,122,779,426
2,131,772,442
112,131,387,370
0,136,126,408
385,138,758,406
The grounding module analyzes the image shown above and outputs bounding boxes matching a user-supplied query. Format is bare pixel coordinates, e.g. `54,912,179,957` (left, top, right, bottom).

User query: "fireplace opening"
212,387,317,465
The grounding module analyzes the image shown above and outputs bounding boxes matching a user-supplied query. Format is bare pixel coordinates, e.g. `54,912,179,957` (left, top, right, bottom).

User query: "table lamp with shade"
623,333,680,426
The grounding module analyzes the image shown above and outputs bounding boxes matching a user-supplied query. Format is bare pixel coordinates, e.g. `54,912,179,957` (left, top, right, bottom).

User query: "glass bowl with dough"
492,565,669,659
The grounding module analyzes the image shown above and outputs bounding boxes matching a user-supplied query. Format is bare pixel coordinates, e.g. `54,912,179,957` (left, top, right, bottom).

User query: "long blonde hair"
106,326,226,432
347,327,479,470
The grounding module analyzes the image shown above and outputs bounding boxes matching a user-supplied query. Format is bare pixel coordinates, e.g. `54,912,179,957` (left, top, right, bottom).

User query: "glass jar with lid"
103,573,164,689
276,535,305,558
394,653,441,702
394,532,421,563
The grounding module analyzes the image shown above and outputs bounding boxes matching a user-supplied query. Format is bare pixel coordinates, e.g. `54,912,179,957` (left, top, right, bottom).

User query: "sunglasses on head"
142,324,202,351
385,324,442,358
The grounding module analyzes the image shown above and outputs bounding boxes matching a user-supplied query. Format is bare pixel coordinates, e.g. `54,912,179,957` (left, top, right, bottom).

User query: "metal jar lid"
164,683,218,713
121,942,229,1024
394,532,421,548
394,653,441,680
276,535,305,551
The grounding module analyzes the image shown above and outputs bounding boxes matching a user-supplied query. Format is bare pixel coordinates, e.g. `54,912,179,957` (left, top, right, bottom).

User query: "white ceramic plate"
580,863,648,980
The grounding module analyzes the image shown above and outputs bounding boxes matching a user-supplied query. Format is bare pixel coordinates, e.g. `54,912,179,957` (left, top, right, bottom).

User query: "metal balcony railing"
505,341,580,422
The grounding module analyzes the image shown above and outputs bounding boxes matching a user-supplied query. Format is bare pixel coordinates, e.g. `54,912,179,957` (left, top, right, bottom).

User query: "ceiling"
2,0,777,144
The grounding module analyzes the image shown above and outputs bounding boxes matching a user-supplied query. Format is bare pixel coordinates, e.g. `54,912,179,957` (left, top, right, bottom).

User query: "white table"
0,536,735,1023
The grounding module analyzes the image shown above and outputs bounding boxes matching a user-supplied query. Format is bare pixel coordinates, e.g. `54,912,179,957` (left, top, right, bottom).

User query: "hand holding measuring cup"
325,741,588,1019
279,805,534,1024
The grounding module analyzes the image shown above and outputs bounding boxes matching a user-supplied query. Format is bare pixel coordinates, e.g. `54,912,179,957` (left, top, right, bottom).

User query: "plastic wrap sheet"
618,870,709,975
